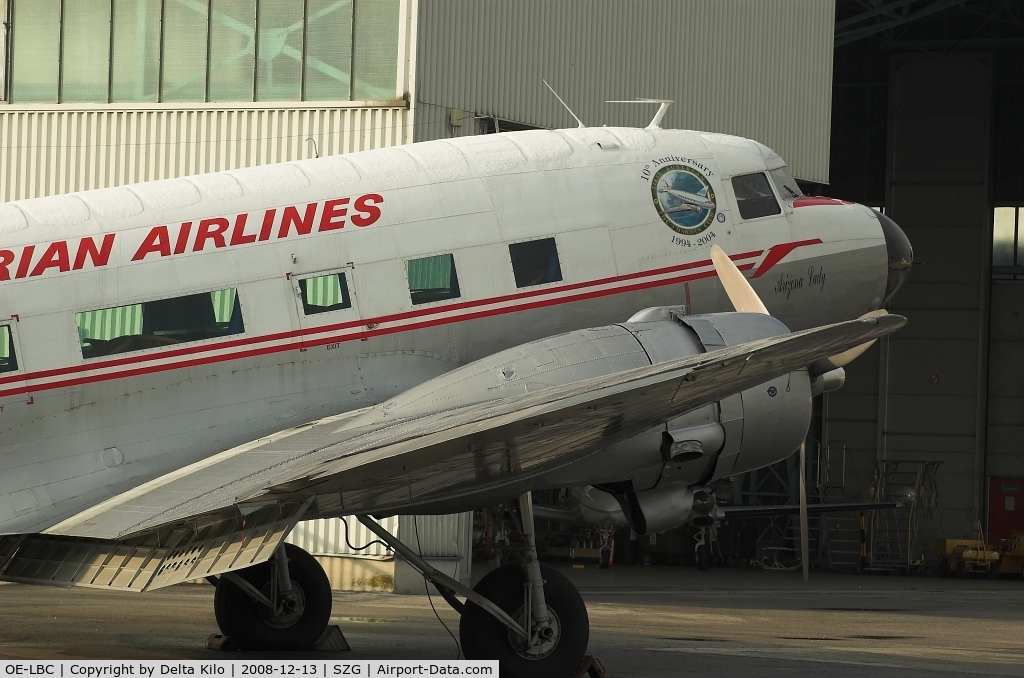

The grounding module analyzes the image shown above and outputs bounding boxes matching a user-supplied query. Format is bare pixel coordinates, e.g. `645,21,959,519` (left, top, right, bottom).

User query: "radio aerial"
606,98,674,129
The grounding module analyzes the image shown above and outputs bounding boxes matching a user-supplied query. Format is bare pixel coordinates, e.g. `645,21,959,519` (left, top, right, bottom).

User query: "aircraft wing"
44,314,904,543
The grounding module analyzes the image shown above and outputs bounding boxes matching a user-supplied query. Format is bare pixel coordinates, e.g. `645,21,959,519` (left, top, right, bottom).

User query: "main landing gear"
358,492,590,678
213,542,333,650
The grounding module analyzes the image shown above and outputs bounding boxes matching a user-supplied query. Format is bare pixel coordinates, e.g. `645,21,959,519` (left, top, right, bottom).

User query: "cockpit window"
731,173,782,220
769,167,803,201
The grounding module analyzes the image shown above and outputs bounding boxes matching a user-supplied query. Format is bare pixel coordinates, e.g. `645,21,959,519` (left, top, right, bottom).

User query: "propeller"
707,245,885,582
709,245,768,315
799,442,809,582
708,245,887,376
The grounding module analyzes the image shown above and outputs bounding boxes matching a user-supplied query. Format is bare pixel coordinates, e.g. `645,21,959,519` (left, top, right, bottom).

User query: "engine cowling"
367,307,815,536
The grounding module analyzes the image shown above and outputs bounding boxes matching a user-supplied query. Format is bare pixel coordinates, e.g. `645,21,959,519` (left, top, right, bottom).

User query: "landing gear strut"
358,492,590,678
213,543,332,650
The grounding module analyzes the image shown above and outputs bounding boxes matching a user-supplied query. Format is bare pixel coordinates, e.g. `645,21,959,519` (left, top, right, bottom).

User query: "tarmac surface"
0,565,1021,677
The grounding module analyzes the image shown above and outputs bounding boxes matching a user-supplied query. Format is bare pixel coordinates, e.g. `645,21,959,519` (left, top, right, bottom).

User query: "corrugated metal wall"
286,515,399,560
414,0,835,183
286,513,470,561
0,102,410,202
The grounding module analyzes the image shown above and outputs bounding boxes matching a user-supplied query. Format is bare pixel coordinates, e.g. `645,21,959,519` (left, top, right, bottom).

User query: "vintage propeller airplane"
0,102,911,677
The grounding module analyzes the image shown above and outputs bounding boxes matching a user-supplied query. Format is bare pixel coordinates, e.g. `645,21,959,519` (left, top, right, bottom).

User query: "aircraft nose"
876,210,913,305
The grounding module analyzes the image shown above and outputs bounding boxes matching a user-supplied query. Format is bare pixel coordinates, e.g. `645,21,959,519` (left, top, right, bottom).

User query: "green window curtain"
111,0,162,102
352,0,398,101
304,0,351,100
210,288,237,323
255,0,302,101
11,0,61,103
76,304,144,343
61,0,112,103
304,275,343,307
209,0,256,102
161,0,209,102
407,255,451,292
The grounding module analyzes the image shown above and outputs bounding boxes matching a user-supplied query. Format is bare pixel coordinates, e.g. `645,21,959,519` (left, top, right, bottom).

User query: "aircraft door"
289,265,361,344
0,320,28,408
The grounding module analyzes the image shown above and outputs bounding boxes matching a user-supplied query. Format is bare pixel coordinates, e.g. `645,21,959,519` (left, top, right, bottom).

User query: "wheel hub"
508,606,561,660
257,581,307,629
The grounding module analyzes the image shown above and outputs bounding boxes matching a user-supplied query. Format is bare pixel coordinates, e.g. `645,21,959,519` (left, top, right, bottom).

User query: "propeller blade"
810,310,889,376
799,441,809,582
709,245,769,315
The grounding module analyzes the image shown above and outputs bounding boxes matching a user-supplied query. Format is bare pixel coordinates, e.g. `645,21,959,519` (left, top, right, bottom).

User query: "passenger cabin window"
769,167,803,201
0,325,18,373
407,254,461,305
76,288,244,359
299,273,352,315
509,238,563,288
731,173,782,220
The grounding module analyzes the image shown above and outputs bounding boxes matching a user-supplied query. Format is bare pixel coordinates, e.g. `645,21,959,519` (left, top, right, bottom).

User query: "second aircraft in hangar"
0,103,911,676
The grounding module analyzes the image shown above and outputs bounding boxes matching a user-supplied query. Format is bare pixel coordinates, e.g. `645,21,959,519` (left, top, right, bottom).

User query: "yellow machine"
935,522,1000,579
997,531,1024,579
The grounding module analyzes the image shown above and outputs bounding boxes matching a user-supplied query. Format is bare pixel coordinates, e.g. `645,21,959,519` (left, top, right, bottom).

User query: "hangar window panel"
305,0,353,100
509,238,563,288
769,167,803,201
76,288,245,359
61,0,112,103
299,273,353,315
255,0,303,101
111,0,162,102
731,173,782,220
992,207,1023,279
0,326,19,374
407,254,461,305
209,0,257,102
351,0,399,101
161,0,210,102
11,0,61,103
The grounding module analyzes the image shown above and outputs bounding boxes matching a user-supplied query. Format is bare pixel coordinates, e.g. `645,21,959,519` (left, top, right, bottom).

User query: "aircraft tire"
696,543,709,571
213,543,332,650
460,564,588,678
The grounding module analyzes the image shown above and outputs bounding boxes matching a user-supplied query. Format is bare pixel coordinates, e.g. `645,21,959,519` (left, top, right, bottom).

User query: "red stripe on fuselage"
0,241,821,398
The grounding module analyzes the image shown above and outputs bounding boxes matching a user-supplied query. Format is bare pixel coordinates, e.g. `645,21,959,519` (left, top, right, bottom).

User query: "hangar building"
0,0,1019,579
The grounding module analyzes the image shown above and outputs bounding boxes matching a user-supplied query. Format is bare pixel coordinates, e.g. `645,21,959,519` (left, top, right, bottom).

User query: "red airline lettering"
279,203,317,238
132,226,171,261
258,209,276,242
173,222,192,255
16,245,35,279
229,213,257,246
29,241,70,276
194,218,230,251
352,194,383,227
73,234,116,270
319,198,349,232
0,250,14,281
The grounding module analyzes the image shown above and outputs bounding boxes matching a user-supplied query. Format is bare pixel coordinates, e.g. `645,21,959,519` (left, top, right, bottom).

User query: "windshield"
769,167,803,201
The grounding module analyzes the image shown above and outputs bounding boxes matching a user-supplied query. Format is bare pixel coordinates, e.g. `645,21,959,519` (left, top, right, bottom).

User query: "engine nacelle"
373,307,816,534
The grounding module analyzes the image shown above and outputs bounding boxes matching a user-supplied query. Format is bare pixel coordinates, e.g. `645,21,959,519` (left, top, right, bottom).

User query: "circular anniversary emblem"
651,164,717,235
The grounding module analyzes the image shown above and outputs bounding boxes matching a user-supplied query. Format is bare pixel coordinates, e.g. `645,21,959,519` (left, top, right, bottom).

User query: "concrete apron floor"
0,566,1021,678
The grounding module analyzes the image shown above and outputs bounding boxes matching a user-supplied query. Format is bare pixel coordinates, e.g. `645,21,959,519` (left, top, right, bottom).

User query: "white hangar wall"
413,0,836,184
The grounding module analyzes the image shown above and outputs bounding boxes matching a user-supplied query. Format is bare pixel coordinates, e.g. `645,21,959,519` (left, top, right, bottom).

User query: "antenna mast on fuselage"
606,98,674,129
543,79,586,128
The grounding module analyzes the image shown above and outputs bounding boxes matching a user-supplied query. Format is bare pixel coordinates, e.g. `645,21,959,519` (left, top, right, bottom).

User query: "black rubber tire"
214,544,332,650
955,560,966,580
460,564,588,678
987,563,999,580
696,543,709,572
939,558,950,578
